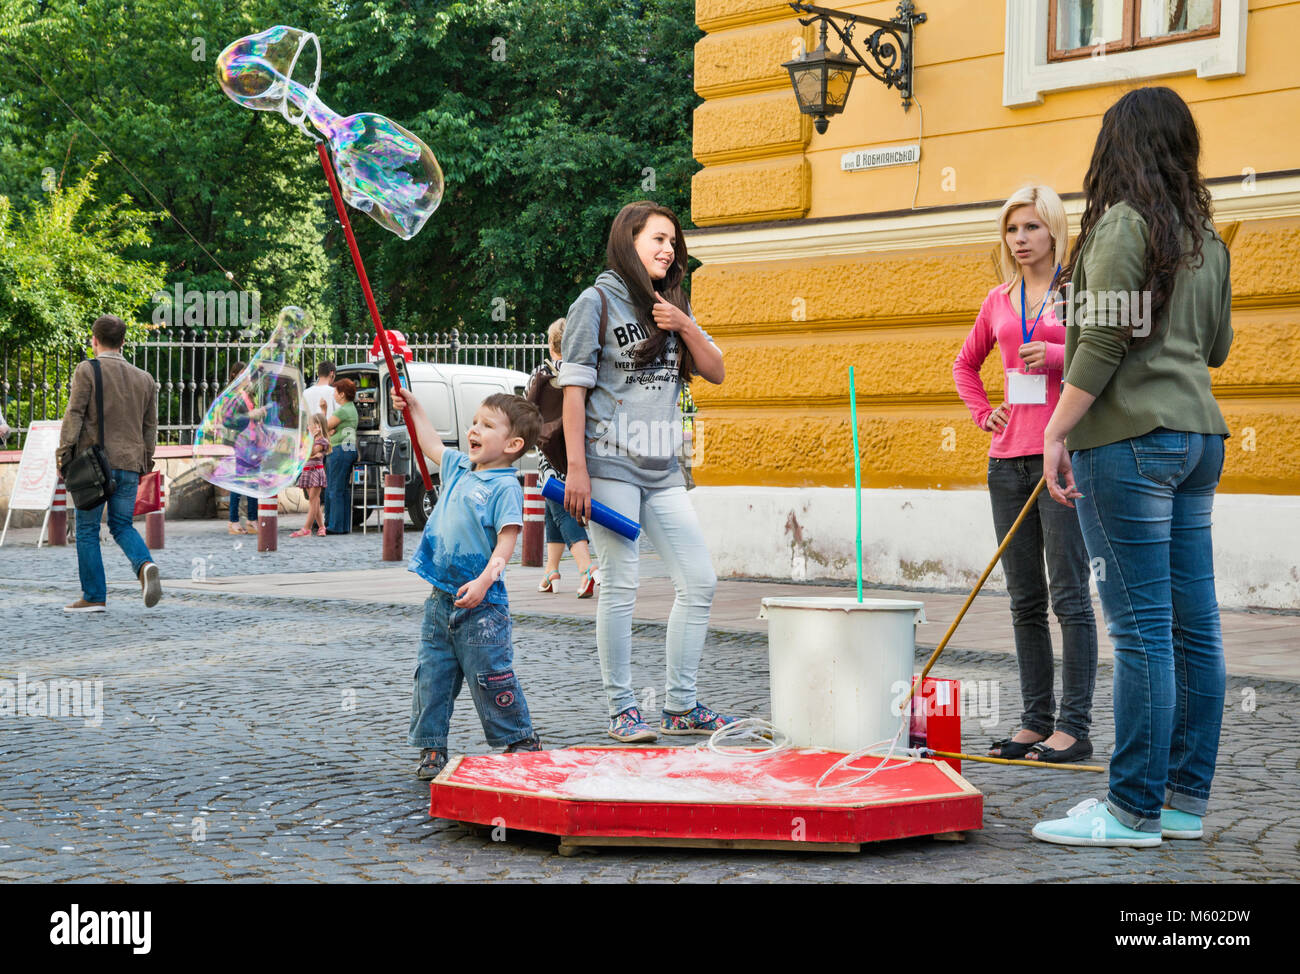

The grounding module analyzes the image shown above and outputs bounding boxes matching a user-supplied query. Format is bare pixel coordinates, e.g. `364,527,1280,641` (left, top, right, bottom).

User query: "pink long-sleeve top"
952,283,1066,459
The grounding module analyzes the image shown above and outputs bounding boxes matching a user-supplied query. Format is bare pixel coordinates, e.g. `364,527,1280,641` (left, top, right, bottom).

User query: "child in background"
391,386,545,780
292,413,331,538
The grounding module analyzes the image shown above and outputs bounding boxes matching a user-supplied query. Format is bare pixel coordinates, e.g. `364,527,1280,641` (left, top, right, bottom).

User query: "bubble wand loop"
315,140,433,492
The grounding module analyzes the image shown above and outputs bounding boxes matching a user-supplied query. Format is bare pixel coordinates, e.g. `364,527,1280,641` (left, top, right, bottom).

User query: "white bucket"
759,597,927,753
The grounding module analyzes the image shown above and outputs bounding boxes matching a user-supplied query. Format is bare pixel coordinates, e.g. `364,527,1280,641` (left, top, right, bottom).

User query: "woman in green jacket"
1033,87,1233,848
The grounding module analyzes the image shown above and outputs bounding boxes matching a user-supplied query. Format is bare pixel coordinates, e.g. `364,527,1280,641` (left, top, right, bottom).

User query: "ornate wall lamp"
782,1,927,133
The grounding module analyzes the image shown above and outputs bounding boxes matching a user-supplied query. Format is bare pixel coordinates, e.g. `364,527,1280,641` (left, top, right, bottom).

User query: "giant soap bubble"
215,26,443,240
194,307,314,499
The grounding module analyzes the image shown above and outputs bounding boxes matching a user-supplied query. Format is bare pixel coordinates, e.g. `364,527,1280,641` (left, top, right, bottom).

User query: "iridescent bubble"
215,26,444,240
194,307,314,499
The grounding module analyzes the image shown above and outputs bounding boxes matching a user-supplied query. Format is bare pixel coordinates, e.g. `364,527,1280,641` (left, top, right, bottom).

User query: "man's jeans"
324,446,356,533
988,455,1098,741
75,469,152,604
588,477,717,717
1072,430,1226,832
408,589,534,750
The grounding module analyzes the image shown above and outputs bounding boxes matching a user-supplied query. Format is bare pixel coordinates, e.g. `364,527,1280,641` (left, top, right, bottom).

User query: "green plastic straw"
849,366,863,602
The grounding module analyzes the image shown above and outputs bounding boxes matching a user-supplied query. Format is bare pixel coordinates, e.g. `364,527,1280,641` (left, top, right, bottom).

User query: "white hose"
700,718,791,758
813,720,923,790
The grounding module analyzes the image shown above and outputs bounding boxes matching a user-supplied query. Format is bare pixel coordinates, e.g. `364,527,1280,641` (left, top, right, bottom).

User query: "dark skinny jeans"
988,454,1099,741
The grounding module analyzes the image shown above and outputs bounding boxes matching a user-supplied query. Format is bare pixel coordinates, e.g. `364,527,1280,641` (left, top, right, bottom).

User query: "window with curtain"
1049,0,1220,60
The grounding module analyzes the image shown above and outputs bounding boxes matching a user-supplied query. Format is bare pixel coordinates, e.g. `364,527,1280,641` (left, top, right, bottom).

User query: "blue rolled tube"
541,476,640,541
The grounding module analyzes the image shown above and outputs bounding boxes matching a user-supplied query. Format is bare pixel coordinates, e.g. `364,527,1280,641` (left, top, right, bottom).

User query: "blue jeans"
75,469,153,604
543,497,589,547
1072,429,1226,832
324,446,356,533
408,589,534,750
589,477,717,716
228,491,257,523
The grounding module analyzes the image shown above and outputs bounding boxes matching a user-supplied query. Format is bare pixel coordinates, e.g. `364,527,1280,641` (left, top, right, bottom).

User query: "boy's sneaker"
1161,807,1204,839
660,702,739,736
415,748,447,781
608,707,658,743
505,736,543,753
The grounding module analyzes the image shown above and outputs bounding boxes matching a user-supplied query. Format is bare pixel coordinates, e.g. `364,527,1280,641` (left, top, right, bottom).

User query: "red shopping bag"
134,470,164,516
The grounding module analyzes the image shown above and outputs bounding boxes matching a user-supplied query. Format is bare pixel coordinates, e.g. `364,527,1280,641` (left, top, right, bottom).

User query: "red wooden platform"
429,747,982,853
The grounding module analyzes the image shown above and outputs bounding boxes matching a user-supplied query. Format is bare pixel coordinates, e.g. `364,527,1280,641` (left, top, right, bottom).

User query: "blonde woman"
952,185,1098,764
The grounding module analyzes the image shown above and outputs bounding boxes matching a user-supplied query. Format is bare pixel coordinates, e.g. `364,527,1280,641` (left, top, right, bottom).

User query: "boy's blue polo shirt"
408,450,523,606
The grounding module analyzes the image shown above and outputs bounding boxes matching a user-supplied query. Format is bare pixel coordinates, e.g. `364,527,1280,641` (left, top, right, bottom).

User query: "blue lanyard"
1021,264,1062,345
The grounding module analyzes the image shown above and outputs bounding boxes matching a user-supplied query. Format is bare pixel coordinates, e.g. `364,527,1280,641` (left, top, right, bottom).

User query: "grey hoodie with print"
557,270,706,489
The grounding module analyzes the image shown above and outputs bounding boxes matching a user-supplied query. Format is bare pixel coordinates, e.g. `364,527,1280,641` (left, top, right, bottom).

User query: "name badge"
1006,370,1047,405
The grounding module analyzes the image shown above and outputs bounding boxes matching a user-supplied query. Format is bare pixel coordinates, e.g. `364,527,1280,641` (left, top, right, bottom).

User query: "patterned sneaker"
608,707,658,743
415,748,448,781
660,702,739,736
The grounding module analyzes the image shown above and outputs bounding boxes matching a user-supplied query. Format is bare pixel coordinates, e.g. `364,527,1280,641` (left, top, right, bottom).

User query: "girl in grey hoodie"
558,201,739,743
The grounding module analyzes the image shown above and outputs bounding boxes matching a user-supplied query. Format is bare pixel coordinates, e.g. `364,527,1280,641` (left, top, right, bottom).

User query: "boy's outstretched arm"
455,525,520,608
391,387,445,467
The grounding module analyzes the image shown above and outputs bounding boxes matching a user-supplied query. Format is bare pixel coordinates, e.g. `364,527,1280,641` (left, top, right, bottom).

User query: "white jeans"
588,477,717,716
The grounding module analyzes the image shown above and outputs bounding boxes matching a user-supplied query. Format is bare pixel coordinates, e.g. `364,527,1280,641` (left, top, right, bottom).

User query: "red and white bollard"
382,473,405,561
48,479,69,546
145,474,166,550
257,494,278,552
522,472,544,567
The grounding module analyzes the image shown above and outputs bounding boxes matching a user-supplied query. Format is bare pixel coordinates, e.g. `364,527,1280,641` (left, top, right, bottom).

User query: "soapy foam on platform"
450,748,922,804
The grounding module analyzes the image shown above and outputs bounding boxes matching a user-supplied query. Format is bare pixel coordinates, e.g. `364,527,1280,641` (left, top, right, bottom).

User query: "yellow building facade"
683,0,1300,607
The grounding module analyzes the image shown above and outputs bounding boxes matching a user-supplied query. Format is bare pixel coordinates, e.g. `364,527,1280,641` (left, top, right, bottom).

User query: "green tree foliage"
332,0,703,333
0,159,165,348
0,0,701,342
0,0,333,335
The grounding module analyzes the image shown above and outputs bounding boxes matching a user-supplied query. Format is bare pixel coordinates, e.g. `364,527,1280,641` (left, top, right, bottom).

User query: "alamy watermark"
152,283,260,330
1053,283,1153,338
592,415,705,469
0,673,104,727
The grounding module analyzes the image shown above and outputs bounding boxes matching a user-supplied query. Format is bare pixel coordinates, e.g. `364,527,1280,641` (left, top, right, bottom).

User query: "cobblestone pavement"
1,523,1297,882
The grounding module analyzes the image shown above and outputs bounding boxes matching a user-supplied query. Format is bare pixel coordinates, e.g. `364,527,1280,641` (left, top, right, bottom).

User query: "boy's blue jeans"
1071,429,1226,833
75,469,153,604
408,589,534,751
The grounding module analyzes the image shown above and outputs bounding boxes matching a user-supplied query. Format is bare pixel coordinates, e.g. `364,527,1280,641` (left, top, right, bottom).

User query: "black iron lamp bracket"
789,1,926,110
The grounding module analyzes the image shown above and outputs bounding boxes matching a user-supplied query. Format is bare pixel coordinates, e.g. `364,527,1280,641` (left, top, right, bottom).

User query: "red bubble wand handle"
315,141,433,491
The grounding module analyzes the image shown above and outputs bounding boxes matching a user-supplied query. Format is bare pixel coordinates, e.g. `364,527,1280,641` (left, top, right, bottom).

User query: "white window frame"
1003,0,1247,108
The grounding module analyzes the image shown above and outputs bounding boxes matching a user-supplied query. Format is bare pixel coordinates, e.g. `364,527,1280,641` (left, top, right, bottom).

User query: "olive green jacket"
1064,202,1233,451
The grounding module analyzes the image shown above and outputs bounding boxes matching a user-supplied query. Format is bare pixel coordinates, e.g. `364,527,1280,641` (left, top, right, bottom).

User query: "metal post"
48,478,68,547
382,473,405,561
258,494,278,552
522,472,544,567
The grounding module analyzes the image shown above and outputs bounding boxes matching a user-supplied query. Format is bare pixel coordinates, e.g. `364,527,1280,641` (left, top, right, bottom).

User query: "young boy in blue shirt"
392,388,544,780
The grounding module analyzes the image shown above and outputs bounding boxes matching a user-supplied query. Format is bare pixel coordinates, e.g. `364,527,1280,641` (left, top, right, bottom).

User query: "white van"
334,359,537,528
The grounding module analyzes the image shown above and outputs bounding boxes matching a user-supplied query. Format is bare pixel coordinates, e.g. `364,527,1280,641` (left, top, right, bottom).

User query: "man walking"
58,315,162,612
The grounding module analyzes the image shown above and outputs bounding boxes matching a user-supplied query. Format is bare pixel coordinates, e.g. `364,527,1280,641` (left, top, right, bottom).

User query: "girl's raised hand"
651,292,691,333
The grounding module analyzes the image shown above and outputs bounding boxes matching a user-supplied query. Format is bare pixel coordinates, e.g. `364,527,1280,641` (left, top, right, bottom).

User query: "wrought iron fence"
0,329,549,451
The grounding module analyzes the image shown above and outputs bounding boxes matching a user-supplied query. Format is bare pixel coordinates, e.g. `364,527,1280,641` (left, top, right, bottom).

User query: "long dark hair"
605,201,695,377
1066,87,1216,339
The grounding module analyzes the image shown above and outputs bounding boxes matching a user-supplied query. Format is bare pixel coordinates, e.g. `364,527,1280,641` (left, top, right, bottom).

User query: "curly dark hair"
1065,86,1216,341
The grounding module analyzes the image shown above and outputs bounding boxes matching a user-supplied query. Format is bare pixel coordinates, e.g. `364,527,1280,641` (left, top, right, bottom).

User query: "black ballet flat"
989,736,1038,760
1026,739,1094,763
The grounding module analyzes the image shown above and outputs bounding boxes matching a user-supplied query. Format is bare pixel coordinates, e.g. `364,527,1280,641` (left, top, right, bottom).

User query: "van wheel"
406,476,441,530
